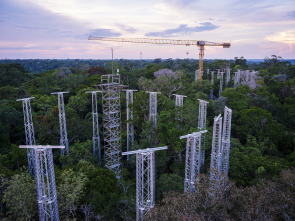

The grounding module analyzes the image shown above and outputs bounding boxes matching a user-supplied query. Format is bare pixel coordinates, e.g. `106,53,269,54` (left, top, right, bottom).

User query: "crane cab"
197,41,205,46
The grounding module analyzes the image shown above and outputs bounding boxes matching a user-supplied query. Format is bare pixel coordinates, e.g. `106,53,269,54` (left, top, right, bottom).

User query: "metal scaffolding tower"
86,91,102,162
124,89,137,160
221,106,232,176
234,70,241,89
173,94,187,107
17,97,35,175
219,72,224,97
20,145,63,221
51,92,69,155
210,114,223,181
122,146,168,221
146,92,160,127
217,69,220,79
180,130,207,193
206,68,210,76
99,73,124,179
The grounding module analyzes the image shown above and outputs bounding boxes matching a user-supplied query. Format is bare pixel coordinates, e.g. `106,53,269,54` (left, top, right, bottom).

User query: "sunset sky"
0,0,294,60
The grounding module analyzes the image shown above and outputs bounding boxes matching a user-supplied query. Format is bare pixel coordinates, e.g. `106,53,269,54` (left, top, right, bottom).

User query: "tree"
57,168,88,220
2,171,38,220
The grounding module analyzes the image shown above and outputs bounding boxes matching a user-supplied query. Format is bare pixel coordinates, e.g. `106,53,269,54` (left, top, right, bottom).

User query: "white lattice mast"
17,97,35,175
217,69,220,79
20,145,63,221
124,89,137,161
99,72,124,179
173,94,187,107
198,99,209,130
122,146,168,221
221,106,232,176
210,114,223,181
146,92,160,126
198,99,209,165
226,68,231,86
234,70,240,89
211,71,214,84
180,130,207,193
51,92,69,155
86,91,102,162
219,72,224,97
207,68,210,76
195,70,198,81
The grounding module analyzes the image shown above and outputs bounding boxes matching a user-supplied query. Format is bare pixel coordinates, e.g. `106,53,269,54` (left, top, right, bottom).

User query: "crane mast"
88,36,230,80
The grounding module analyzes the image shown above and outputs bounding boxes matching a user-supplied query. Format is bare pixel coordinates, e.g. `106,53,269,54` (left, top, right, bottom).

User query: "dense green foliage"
0,56,294,220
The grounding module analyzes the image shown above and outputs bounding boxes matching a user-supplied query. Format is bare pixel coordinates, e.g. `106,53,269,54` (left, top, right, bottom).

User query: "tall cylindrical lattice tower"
122,146,167,221
124,89,137,160
221,106,232,176
210,114,223,181
86,91,102,162
51,92,69,155
20,145,63,221
181,130,207,193
17,97,36,175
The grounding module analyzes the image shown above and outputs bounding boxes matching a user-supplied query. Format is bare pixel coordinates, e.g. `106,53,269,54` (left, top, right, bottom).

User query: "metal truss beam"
51,92,69,155
16,97,35,175
210,114,223,181
86,91,102,162
180,130,207,193
123,146,167,221
20,145,63,221
146,92,160,127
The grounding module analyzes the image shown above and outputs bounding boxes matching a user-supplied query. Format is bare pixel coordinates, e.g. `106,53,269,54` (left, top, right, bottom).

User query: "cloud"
89,29,121,37
145,22,219,37
265,31,295,44
117,24,137,33
287,11,295,18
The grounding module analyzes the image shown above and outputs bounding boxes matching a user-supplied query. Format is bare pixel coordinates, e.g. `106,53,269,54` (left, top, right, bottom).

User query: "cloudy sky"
0,0,294,59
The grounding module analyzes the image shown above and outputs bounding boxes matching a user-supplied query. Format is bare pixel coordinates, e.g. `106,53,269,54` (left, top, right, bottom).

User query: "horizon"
0,0,294,59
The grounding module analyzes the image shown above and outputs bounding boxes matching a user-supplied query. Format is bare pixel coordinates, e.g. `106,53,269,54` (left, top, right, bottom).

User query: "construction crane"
88,36,231,80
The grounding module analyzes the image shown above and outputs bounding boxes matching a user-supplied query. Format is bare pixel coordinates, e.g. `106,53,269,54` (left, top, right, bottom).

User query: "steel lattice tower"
195,70,198,81
86,91,102,162
217,69,220,79
211,71,214,84
206,68,210,76
210,114,223,181
221,106,232,176
234,70,241,89
198,99,209,130
17,97,35,175
20,145,63,221
122,146,168,221
147,92,160,127
219,72,224,97
198,99,209,165
180,130,207,193
99,73,124,179
226,68,231,85
51,92,69,155
124,89,137,160
173,94,187,107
